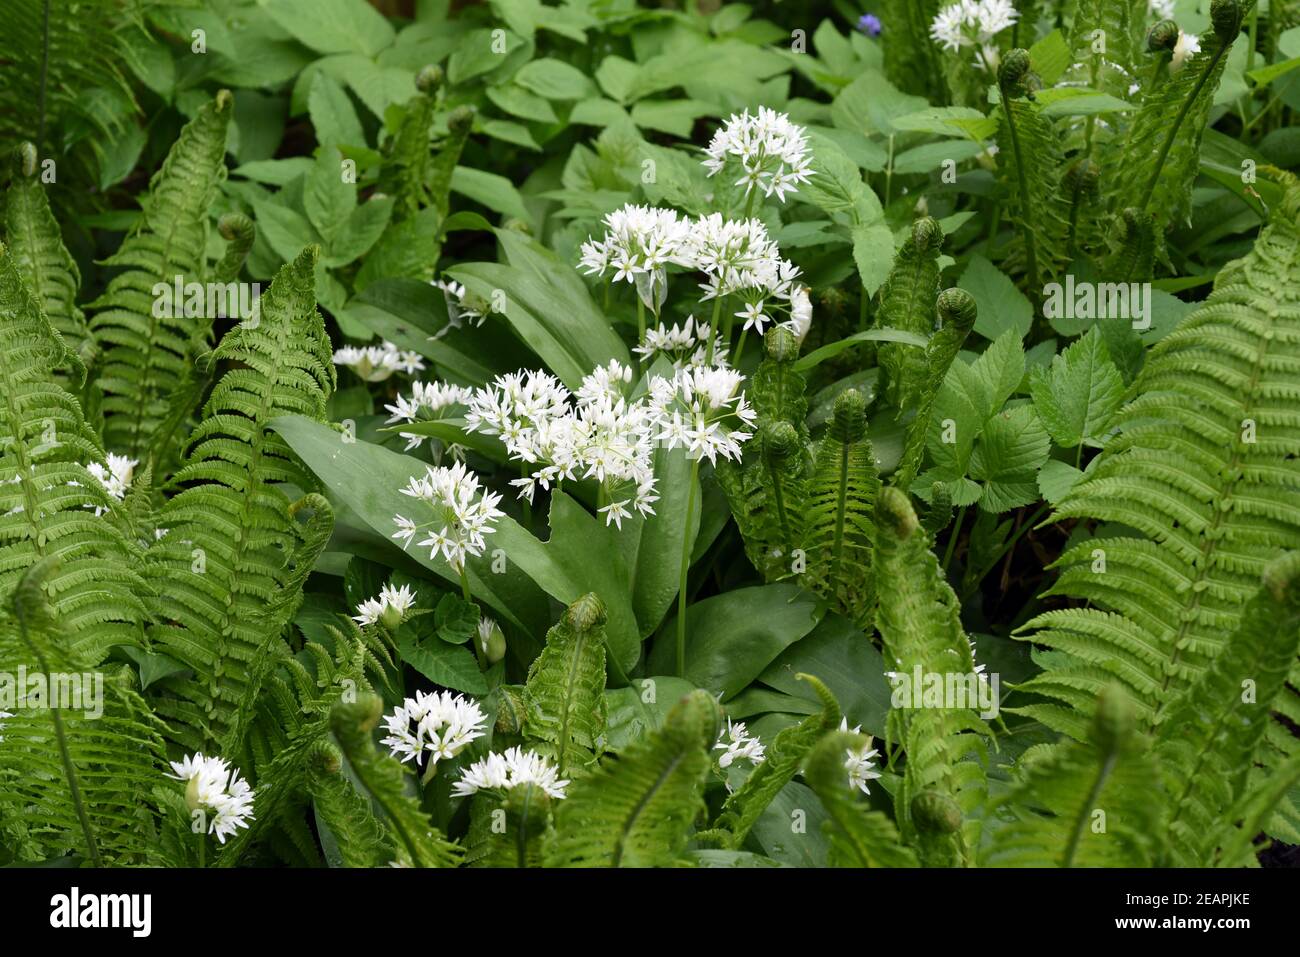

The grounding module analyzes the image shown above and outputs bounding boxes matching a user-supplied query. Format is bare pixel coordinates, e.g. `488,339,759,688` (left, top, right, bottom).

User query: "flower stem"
676,457,701,677
459,565,471,602
705,297,724,365
734,327,749,367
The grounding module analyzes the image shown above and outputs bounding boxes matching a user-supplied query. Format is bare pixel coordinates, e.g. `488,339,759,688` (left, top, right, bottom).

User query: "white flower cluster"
166,753,256,844
580,204,803,338
649,365,757,466
332,340,425,382
635,316,729,371
929,0,1019,72
433,278,488,328
352,582,417,628
465,363,659,528
578,205,694,285
702,107,815,202
86,453,137,502
1171,30,1200,72
392,461,505,572
715,719,765,768
384,380,474,451
452,746,570,799
380,690,487,768
839,718,883,795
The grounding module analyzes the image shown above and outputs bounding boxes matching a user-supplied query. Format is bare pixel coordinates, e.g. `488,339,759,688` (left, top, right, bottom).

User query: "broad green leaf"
959,255,1033,341
264,0,395,56
308,74,365,148
1028,327,1124,448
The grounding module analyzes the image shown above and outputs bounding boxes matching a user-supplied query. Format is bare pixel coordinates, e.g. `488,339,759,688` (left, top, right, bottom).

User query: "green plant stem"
636,299,646,371
884,134,895,207
706,297,724,364
942,505,966,573
459,565,471,602
1062,751,1117,868
734,327,749,367
676,457,702,677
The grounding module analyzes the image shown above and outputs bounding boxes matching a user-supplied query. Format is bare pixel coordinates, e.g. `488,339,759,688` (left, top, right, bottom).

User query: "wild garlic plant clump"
2,0,1297,886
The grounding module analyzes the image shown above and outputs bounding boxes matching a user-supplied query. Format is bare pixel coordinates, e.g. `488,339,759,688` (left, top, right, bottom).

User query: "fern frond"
1156,551,1300,865
873,487,988,864
1020,170,1300,836
1106,0,1250,225
3,143,88,367
522,593,608,775
710,674,841,848
749,326,809,438
144,246,336,754
986,686,1163,867
0,241,148,654
88,92,233,468
996,50,1071,294
801,389,879,628
896,288,978,491
308,740,396,868
879,0,946,100
802,731,919,868
547,689,720,867
0,558,168,866
1067,0,1148,101
464,785,554,868
875,217,943,411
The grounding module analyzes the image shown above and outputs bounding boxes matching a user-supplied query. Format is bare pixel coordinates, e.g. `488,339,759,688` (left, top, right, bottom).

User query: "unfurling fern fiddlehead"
3,142,88,372
802,389,880,629
875,216,943,411
873,487,988,866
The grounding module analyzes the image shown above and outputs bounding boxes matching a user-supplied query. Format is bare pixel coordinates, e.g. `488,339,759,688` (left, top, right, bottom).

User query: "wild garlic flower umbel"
839,718,883,795
433,277,488,328
635,316,730,372
384,380,474,451
929,0,1019,73
86,452,137,502
649,366,757,466
333,340,425,382
451,746,569,799
578,204,694,312
686,214,801,336
1170,30,1201,72
466,363,659,528
353,582,417,629
715,719,765,768
392,461,504,572
381,690,487,768
166,753,255,844
702,107,815,202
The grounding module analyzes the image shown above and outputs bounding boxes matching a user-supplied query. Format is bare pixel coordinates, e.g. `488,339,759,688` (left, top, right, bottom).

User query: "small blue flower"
857,13,883,37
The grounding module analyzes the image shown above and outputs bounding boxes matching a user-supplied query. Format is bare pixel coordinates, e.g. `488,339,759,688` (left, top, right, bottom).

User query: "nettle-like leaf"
144,246,336,755
1020,172,1300,839
3,143,88,367
1029,326,1124,449
522,593,609,774
88,92,234,468
803,731,919,868
987,686,1162,867
1106,0,1249,226
547,690,720,867
873,487,989,865
875,217,944,411
0,241,148,656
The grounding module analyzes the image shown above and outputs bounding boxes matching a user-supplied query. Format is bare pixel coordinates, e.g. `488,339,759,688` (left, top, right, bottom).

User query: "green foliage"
0,241,147,654
88,92,234,469
548,690,719,867
875,217,944,410
144,247,336,755
521,593,609,774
